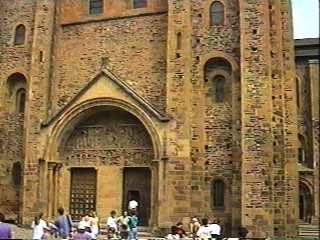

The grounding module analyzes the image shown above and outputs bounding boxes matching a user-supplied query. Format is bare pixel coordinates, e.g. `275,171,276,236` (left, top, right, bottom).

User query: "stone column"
239,0,274,237
53,163,62,218
164,0,193,227
20,0,56,224
47,162,56,219
309,59,319,224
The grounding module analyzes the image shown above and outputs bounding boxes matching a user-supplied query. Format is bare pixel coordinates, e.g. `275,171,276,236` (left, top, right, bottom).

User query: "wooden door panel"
70,168,97,220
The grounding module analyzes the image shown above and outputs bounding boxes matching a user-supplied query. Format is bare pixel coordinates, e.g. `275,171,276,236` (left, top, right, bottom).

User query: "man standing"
209,219,221,240
0,213,12,239
54,207,73,239
128,210,139,240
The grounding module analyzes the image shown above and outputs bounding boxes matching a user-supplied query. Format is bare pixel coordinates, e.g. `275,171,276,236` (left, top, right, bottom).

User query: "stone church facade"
0,0,319,237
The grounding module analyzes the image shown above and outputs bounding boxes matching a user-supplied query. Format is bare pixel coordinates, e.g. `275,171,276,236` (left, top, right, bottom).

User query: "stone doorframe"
299,178,314,223
42,98,166,225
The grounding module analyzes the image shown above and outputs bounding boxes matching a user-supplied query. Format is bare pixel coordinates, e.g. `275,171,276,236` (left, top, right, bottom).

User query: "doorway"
70,168,97,220
123,167,151,226
299,182,313,223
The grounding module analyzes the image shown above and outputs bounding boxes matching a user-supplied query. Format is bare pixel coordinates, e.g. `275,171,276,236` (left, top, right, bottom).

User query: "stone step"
298,224,320,238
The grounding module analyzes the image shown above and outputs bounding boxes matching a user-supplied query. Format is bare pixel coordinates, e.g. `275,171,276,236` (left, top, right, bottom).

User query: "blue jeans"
128,228,137,240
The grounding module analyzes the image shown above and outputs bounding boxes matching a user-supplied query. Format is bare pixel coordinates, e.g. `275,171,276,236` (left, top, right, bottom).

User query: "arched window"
213,75,225,102
211,179,225,208
204,58,232,103
16,88,26,114
210,1,224,26
296,77,300,108
89,0,103,14
177,32,182,50
133,0,147,8
12,162,22,186
7,73,27,114
14,24,26,45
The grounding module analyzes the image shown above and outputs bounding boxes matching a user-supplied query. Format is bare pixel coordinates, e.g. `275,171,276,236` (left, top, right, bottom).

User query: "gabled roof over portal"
42,69,170,127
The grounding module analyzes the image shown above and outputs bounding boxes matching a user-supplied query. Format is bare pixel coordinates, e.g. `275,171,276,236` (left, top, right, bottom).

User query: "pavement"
7,223,164,239
9,224,33,239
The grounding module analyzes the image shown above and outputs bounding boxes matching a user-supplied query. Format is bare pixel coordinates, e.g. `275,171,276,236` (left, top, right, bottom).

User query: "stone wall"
0,0,307,236
51,12,168,114
189,0,241,234
0,0,36,220
0,114,24,219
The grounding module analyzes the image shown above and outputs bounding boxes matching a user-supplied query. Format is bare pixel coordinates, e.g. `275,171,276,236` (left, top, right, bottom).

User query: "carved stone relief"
59,110,154,166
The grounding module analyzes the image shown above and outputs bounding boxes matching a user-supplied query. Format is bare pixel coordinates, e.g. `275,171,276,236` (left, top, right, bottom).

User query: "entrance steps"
138,226,153,239
98,226,154,239
298,223,320,238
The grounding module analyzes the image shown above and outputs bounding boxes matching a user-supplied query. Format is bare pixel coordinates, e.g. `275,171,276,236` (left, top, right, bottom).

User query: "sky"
292,0,319,39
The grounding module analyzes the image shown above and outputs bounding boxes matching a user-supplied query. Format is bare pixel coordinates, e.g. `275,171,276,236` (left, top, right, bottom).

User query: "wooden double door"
69,167,152,225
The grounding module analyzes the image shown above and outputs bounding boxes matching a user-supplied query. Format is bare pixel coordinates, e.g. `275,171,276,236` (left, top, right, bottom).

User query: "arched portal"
53,105,157,225
299,181,313,223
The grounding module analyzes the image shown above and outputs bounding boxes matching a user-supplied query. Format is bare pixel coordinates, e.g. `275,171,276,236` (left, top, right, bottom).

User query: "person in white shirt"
128,199,138,210
106,210,118,232
209,219,221,239
197,218,211,240
31,213,48,240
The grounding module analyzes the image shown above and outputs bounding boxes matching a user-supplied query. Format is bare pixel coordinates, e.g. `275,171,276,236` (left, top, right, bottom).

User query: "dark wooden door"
123,168,151,226
70,168,97,220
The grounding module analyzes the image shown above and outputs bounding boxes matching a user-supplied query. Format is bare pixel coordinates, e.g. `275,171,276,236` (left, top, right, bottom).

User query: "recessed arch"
299,181,314,223
46,98,162,163
7,72,27,95
204,57,233,103
204,57,233,75
201,51,238,73
7,73,28,114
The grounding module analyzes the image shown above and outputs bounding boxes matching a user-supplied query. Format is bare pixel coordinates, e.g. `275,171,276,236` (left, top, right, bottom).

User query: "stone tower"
0,0,300,237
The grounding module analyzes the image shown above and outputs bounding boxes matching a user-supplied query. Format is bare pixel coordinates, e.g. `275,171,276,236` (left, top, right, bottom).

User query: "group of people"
166,218,248,240
166,218,221,240
0,206,249,240
105,209,139,240
28,206,139,240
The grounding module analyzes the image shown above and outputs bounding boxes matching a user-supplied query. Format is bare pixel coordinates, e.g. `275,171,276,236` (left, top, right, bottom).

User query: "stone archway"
299,181,313,223
56,106,156,224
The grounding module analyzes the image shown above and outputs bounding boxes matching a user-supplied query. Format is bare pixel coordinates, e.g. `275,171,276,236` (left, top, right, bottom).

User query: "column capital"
309,59,319,64
47,162,56,170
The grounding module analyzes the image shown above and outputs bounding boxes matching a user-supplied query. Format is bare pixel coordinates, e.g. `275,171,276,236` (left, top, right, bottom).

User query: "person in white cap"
72,225,92,240
128,199,138,211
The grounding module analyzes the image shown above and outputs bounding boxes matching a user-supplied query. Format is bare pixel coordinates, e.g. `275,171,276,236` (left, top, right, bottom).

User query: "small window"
213,75,225,102
133,0,147,9
14,24,26,45
177,32,182,50
210,1,225,25
89,0,103,14
296,78,300,108
16,88,26,114
12,162,22,186
298,134,306,164
212,179,225,208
